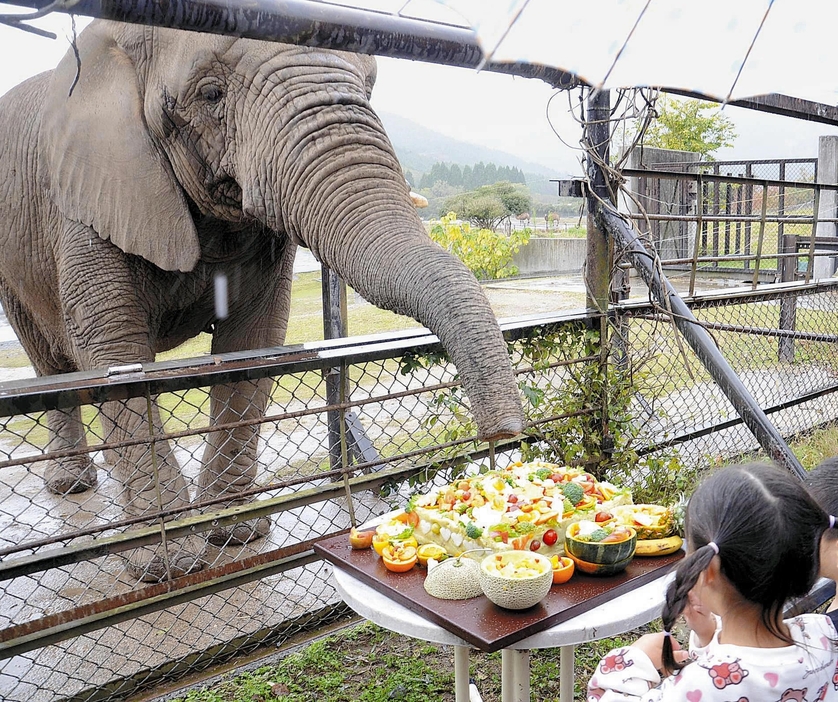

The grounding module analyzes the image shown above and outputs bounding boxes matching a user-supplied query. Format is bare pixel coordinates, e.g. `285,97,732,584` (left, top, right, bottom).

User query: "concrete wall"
512,237,587,276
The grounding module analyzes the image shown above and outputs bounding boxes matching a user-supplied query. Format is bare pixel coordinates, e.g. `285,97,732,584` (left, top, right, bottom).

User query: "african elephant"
0,20,524,581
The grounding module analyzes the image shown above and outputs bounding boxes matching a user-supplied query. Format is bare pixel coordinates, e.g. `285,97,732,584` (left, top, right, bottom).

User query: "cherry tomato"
395,510,420,528
542,529,558,546
595,512,613,523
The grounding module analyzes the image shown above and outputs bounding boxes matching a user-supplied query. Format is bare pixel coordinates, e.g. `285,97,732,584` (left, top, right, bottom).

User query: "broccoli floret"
562,482,585,506
514,521,536,535
465,523,483,539
589,528,609,542
536,468,553,480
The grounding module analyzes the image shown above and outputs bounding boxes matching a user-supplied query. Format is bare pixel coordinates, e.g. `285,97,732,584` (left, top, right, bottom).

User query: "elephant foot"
44,458,98,495
125,534,206,583
207,515,271,546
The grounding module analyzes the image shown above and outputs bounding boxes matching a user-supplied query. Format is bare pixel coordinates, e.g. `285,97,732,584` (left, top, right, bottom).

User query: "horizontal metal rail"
623,168,838,190
0,312,597,416
639,382,838,457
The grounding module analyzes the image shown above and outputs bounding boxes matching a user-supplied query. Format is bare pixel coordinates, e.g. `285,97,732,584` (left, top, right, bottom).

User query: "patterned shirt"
587,613,838,701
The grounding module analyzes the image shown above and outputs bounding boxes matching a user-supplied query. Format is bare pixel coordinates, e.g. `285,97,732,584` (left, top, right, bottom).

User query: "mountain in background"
379,111,567,197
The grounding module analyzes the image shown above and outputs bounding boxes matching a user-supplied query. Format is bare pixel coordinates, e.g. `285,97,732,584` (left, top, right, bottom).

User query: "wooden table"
315,528,682,702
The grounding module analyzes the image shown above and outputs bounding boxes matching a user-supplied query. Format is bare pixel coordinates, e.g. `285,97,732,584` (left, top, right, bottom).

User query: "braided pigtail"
659,544,717,676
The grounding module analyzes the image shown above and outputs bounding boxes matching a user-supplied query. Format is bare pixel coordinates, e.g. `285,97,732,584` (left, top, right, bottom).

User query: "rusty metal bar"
0,351,597,471
752,183,769,288
804,186,823,284
657,250,811,267
0,311,594,417
689,174,703,295
626,213,834,224
622,168,838,192
0,544,321,660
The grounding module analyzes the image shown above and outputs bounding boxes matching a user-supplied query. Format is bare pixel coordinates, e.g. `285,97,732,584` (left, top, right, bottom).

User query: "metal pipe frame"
3,0,838,124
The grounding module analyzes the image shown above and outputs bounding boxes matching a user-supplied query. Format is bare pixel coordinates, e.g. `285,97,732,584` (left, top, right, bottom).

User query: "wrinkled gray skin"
0,20,524,581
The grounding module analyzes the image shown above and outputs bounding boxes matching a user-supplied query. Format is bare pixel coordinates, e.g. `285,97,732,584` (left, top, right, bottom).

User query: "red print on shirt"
600,651,633,675
703,660,749,689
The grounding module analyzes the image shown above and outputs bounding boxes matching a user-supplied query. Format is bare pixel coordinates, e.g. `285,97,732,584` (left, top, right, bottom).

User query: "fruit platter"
406,460,632,559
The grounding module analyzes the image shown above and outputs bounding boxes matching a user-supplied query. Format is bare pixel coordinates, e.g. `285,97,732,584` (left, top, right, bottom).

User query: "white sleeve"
587,647,662,701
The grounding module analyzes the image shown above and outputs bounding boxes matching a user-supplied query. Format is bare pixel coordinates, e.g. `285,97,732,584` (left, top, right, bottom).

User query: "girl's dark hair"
660,462,829,675
806,457,838,544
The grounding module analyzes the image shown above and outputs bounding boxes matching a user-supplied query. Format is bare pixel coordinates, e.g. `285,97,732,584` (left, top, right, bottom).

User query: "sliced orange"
417,543,448,567
550,555,575,584
382,544,418,572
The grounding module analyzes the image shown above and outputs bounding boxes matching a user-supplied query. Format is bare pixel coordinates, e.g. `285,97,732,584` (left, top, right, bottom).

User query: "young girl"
588,462,838,701
806,456,838,631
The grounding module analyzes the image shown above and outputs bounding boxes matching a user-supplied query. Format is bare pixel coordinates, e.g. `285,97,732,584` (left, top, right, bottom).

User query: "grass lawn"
158,619,653,702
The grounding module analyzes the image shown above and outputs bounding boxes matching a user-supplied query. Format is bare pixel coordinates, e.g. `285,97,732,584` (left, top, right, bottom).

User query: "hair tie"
707,541,720,555
662,630,672,638
830,515,836,529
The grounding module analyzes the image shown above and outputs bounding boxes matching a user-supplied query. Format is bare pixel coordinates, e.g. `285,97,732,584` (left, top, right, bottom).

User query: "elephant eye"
200,83,224,104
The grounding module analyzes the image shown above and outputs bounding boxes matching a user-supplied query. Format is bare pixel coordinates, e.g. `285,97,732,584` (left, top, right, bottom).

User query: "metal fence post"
322,265,348,475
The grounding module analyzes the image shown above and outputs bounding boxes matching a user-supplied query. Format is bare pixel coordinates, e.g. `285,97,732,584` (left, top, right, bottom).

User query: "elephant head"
39,20,525,441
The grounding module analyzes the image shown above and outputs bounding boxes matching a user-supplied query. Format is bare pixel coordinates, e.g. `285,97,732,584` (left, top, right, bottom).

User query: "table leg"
560,645,574,702
501,648,530,702
454,645,471,702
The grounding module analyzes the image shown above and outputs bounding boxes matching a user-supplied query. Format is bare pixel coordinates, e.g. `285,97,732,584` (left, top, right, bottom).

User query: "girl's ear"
819,535,838,580
39,22,201,273
703,554,721,585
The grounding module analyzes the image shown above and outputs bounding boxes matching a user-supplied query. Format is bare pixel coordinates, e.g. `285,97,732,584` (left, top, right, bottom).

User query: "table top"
315,532,682,652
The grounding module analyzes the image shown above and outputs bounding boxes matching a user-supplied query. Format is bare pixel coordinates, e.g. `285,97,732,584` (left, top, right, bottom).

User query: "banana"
634,535,683,557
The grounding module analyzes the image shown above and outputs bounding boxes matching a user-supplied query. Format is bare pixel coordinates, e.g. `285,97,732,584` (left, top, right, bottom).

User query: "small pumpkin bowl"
478,551,553,610
568,552,634,577
565,522,637,566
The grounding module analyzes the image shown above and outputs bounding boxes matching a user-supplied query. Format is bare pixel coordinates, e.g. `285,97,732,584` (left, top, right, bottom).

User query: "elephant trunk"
250,116,524,440
334,216,524,442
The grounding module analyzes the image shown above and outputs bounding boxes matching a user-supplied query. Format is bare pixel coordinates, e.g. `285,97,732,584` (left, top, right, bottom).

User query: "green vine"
396,321,696,506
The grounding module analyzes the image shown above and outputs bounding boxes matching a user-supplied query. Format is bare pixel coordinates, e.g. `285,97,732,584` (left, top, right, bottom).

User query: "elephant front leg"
197,377,273,545
101,397,206,581
44,405,98,494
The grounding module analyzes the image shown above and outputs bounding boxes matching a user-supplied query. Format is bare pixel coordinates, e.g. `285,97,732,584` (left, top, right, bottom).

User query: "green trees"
645,97,737,160
418,161,526,190
429,213,531,280
441,182,532,231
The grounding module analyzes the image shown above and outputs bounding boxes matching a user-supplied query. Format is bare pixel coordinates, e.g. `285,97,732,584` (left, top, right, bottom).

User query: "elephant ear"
39,24,201,273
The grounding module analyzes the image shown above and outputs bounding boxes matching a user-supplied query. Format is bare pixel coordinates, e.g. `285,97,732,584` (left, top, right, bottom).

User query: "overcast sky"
2,11,838,177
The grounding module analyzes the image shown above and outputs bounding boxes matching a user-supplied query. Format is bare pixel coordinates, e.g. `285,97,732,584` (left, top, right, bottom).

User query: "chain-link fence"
2,274,838,700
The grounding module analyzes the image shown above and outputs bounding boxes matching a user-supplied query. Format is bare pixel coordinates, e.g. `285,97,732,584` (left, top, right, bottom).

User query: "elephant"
0,20,525,582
